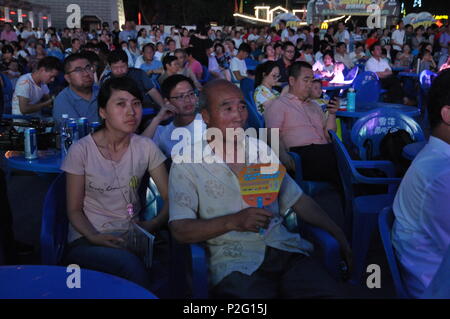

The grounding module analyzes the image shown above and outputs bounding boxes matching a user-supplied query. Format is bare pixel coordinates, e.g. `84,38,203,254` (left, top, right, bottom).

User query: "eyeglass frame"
66,64,95,75
169,90,199,103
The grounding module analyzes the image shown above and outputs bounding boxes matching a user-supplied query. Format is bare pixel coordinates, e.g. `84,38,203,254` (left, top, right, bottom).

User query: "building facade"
27,0,125,30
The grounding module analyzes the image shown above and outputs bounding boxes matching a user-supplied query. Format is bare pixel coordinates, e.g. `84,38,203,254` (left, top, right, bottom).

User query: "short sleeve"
60,141,87,175
168,163,199,222
140,69,154,92
145,137,167,171
230,58,240,72
278,173,303,216
14,78,31,99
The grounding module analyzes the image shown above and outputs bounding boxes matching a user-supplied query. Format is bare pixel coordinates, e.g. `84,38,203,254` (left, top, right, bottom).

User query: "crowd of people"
0,16,449,299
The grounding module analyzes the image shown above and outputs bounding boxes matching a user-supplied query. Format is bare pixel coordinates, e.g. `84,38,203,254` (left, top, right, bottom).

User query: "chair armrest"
190,244,209,299
353,160,396,178
302,224,342,281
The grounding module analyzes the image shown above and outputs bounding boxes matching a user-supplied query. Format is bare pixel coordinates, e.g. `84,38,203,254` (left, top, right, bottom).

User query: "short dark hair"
238,43,251,54
428,69,450,130
282,41,295,51
369,41,382,53
63,53,90,73
142,43,155,52
162,55,178,70
37,56,62,72
72,38,80,44
98,76,143,110
1,45,14,54
161,74,195,99
288,61,312,79
107,49,128,65
336,42,346,49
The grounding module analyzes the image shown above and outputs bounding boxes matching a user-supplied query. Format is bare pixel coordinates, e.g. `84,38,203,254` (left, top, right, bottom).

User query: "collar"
67,85,99,102
284,92,311,104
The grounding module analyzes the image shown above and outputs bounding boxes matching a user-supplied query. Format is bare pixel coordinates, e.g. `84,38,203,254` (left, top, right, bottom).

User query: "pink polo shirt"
264,93,328,149
0,31,18,42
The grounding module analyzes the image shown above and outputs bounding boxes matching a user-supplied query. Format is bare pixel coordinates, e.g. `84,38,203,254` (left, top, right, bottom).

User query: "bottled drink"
347,88,356,112
90,121,101,134
24,128,38,160
78,117,89,139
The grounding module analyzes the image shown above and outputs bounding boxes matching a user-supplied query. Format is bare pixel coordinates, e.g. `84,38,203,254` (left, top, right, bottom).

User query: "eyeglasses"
67,65,95,75
285,50,295,54
271,74,281,79
169,91,198,103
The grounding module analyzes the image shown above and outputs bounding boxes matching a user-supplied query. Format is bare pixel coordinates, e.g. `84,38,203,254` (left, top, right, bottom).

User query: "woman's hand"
86,233,125,249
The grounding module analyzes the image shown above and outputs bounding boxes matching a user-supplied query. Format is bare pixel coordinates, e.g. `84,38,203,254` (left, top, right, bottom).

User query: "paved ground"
2,152,397,299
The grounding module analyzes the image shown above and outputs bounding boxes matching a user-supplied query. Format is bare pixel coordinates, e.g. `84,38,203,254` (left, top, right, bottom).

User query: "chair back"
352,71,381,104
40,173,68,265
240,77,255,102
378,207,412,298
344,66,359,82
244,94,264,130
351,108,425,160
199,65,211,84
0,73,14,114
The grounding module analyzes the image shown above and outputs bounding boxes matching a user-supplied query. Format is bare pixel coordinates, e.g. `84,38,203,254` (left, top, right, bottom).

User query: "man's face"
289,67,314,99
169,41,176,52
201,83,248,139
283,45,295,62
40,69,59,84
175,52,186,66
65,58,94,89
372,46,382,58
168,81,197,116
143,46,155,61
73,40,80,50
166,60,180,74
110,61,129,77
337,45,346,54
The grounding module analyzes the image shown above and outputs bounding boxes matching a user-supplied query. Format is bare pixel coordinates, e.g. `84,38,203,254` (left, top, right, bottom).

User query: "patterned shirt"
168,137,313,287
253,85,280,114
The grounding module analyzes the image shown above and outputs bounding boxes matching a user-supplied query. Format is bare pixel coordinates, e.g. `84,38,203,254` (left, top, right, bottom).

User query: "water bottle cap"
62,114,69,119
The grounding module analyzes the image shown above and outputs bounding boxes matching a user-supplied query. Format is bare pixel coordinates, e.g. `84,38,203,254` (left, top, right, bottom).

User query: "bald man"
168,80,350,299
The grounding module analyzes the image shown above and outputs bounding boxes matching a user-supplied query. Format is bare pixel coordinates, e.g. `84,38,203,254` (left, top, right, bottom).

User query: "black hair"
107,49,128,65
288,61,312,79
254,61,279,88
369,41,381,53
238,43,251,54
185,47,194,57
63,53,90,73
162,55,178,70
142,43,155,52
98,76,143,110
323,50,335,62
37,56,62,72
1,45,14,54
80,50,100,65
161,74,195,99
282,41,295,51
72,38,80,44
336,42,346,49
428,69,450,130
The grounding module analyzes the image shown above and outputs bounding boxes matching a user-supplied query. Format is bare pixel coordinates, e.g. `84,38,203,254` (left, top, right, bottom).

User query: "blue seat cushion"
353,194,394,215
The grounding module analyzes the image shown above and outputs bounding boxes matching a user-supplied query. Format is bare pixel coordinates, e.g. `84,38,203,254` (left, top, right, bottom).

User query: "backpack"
379,129,414,177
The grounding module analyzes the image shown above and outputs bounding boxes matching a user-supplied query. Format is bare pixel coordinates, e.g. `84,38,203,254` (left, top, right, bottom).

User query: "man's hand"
326,97,340,114
230,207,273,233
334,232,353,276
155,103,177,122
86,233,125,249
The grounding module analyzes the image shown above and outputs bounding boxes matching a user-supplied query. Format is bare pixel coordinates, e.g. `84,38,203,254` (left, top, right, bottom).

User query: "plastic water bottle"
347,88,356,112
60,114,69,160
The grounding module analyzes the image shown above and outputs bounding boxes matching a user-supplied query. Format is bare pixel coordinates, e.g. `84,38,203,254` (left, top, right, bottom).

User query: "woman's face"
264,66,280,87
265,45,274,57
426,44,433,52
404,45,411,53
324,54,333,66
167,60,181,74
215,45,223,55
142,29,147,37
183,29,188,37
99,89,143,134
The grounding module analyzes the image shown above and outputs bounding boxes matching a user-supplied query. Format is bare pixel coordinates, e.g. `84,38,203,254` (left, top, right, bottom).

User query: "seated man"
169,79,351,299
392,70,450,298
101,49,164,109
230,43,251,83
334,42,354,70
142,74,206,158
53,53,100,126
12,56,61,125
365,42,411,105
264,61,342,189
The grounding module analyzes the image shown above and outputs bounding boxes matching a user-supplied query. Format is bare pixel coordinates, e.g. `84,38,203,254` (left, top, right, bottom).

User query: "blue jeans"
64,237,152,290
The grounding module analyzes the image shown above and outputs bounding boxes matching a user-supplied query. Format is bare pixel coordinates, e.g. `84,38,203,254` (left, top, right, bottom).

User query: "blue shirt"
53,85,100,126
119,30,138,42
139,59,163,73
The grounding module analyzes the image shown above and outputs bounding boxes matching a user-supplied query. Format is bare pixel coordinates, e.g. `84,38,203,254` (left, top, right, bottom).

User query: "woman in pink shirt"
185,47,203,80
61,77,169,290
181,28,191,48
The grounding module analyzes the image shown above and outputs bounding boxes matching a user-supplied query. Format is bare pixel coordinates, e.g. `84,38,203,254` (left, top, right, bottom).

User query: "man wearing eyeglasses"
141,75,206,158
53,53,100,126
276,41,296,83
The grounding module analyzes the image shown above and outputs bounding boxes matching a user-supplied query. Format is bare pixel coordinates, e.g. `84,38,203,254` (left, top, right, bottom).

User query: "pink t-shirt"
61,134,166,243
264,93,328,149
188,59,203,80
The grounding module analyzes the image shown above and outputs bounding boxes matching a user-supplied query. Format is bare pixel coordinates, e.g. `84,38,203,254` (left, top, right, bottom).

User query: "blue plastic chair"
378,207,413,298
190,213,344,298
288,152,334,197
0,73,14,114
244,95,265,130
329,130,402,284
344,66,359,82
199,65,211,85
351,108,425,160
40,173,68,265
245,57,259,71
240,77,255,102
352,71,381,104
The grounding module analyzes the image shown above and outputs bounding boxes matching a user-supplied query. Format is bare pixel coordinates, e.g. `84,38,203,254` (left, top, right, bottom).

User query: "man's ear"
441,105,450,125
288,76,295,88
201,108,210,125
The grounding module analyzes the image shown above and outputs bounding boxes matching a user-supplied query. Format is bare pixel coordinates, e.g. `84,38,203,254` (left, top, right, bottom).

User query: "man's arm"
170,207,273,244
233,70,246,81
18,96,53,115
293,194,352,269
147,87,165,108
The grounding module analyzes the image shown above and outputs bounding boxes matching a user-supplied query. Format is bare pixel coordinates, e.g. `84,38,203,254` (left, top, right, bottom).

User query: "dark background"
122,0,450,25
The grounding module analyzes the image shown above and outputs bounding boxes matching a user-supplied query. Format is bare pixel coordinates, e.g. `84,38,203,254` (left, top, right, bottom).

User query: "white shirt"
392,137,450,298
365,56,392,73
230,56,247,78
12,73,49,119
153,114,206,158
247,34,260,42
391,29,405,51
233,38,243,48
281,29,289,41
